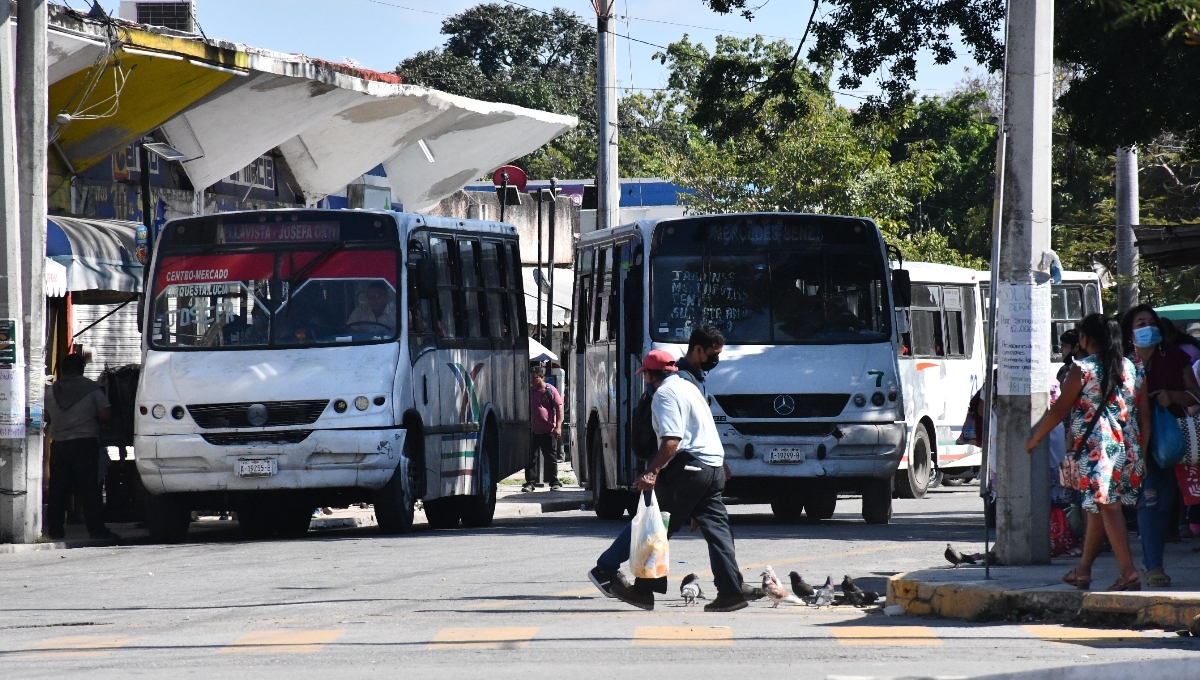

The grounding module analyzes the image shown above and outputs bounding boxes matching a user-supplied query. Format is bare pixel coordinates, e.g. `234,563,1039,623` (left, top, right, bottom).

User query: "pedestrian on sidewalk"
524,364,564,493
45,354,117,540
589,347,753,612
1026,313,1147,592
1122,305,1200,587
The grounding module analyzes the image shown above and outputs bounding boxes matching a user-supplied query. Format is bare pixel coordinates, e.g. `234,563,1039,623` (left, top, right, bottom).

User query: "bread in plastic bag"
629,491,669,579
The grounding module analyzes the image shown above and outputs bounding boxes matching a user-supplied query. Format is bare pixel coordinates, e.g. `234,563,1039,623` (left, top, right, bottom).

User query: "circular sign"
246,403,269,427
492,165,527,193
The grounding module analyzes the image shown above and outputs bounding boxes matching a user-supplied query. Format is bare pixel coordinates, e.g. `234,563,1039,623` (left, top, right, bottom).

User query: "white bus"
136,209,530,541
571,213,909,524
895,266,1104,498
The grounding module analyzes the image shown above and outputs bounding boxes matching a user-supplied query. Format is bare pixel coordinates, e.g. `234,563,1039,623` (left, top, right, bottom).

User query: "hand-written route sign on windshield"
221,222,340,244
666,266,758,334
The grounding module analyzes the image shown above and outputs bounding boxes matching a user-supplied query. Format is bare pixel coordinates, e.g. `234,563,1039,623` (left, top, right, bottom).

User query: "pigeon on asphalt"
944,543,977,568
761,566,804,608
789,572,815,600
841,575,863,595
680,573,704,605
812,576,836,608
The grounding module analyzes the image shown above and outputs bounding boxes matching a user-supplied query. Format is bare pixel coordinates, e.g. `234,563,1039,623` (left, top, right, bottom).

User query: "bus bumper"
721,422,904,479
135,428,406,495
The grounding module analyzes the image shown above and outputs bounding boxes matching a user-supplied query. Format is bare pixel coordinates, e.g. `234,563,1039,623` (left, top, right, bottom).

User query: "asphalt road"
2,486,1198,680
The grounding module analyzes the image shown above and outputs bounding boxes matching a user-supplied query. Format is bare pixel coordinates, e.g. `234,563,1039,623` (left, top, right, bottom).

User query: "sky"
83,0,985,107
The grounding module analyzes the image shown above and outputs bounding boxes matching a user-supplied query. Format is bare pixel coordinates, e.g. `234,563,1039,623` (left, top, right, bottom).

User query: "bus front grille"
713,394,849,419
187,400,330,428
727,422,838,437
201,430,314,446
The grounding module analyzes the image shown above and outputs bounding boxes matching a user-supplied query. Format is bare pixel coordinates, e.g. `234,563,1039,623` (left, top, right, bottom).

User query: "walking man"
675,325,723,398
45,354,116,540
590,347,751,612
525,364,564,492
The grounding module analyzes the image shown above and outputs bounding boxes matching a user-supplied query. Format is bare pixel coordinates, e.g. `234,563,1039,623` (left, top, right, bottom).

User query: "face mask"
1133,325,1162,348
700,353,720,372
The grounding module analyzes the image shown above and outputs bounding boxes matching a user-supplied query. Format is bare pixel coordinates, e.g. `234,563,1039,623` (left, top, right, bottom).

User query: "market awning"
47,217,143,294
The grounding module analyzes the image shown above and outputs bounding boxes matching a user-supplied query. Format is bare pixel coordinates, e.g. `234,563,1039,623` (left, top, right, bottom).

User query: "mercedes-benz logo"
246,403,269,427
773,395,795,416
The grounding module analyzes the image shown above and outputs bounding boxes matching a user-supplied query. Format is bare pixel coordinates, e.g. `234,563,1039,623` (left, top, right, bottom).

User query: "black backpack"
631,391,658,461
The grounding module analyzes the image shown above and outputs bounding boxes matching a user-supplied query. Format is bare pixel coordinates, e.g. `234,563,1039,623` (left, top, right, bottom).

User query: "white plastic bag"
629,491,669,579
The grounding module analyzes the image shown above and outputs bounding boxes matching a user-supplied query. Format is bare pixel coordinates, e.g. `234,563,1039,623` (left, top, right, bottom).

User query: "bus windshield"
650,215,890,345
149,212,399,350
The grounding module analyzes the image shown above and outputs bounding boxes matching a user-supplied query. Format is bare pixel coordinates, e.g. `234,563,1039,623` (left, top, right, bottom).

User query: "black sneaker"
588,567,629,598
704,593,749,612
521,483,535,493
610,579,654,611
741,582,765,601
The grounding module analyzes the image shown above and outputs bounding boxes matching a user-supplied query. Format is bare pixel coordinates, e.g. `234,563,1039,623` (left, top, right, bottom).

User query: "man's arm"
636,437,680,490
553,403,565,437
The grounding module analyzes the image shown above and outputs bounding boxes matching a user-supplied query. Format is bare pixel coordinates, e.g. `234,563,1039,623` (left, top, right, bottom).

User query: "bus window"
482,241,509,342
576,248,593,353
408,237,437,359
508,241,527,336
430,236,458,339
458,238,484,338
943,286,965,357
910,284,944,357
1051,284,1084,355
594,247,610,343
1085,283,1099,315
607,244,625,342
962,285,977,358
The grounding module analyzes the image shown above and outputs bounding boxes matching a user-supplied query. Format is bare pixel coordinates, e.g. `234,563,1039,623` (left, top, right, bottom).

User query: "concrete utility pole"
16,0,48,544
1115,147,1139,314
0,1,29,543
593,0,619,232
993,0,1054,565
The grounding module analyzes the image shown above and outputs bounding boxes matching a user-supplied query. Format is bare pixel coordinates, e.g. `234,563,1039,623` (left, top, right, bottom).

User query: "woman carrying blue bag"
1122,305,1200,588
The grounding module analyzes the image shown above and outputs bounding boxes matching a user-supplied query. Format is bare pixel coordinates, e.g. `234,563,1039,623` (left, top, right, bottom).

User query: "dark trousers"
46,437,106,535
635,453,744,598
525,432,558,484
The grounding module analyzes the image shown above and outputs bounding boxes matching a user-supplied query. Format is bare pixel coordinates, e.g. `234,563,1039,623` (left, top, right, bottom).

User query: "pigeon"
945,543,977,568
789,572,815,600
841,575,862,595
811,576,836,608
841,575,880,607
761,565,804,607
680,573,704,605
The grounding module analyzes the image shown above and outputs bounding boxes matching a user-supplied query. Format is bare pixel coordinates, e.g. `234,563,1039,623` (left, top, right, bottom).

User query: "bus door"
618,241,645,485
938,284,977,449
589,245,616,482
407,232,443,498
573,247,594,482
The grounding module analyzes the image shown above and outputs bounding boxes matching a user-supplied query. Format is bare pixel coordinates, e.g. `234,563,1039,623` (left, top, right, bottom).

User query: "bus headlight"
171,406,186,420
151,404,166,419
871,392,885,407
853,394,866,408
354,396,369,411
333,399,348,413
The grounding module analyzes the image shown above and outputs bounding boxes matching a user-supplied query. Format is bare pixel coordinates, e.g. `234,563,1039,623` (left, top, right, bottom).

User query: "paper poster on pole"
996,282,1051,396
0,319,24,438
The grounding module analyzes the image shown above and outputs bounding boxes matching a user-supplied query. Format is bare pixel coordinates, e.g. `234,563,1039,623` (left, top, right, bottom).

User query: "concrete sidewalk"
887,537,1200,630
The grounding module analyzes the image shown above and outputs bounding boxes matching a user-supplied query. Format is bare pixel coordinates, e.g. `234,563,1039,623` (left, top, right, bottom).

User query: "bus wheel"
896,426,932,499
591,430,626,520
145,493,190,543
770,488,805,524
275,504,314,538
806,489,837,521
460,424,499,528
375,440,418,535
929,469,944,489
423,497,461,529
861,478,893,524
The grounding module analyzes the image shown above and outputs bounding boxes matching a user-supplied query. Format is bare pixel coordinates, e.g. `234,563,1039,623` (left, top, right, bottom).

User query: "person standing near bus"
524,365,564,492
45,354,116,540
675,325,724,398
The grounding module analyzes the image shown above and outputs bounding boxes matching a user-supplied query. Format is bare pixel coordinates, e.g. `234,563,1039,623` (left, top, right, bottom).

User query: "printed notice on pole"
996,282,1051,396
0,368,25,439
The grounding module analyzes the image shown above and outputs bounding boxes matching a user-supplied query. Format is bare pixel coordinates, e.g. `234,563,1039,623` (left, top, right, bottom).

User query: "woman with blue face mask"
1121,304,1200,588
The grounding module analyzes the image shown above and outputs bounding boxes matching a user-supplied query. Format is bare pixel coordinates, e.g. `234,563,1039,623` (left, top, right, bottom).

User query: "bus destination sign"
222,222,341,244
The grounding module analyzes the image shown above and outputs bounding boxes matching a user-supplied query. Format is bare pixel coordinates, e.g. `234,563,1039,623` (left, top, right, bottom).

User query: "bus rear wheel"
590,429,626,520
896,426,933,499
806,489,837,521
460,423,498,528
770,495,805,524
862,478,893,524
145,493,190,544
423,497,460,529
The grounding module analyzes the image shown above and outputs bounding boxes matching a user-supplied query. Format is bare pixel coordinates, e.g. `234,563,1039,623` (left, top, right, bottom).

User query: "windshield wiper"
286,241,346,292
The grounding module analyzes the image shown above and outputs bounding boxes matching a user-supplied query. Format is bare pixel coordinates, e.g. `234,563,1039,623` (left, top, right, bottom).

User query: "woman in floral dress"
1027,314,1149,591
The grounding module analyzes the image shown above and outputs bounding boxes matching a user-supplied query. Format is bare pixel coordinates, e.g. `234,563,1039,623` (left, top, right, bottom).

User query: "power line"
363,0,453,17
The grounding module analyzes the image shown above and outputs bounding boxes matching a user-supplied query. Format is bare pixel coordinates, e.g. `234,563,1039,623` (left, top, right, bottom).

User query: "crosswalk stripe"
17,635,137,658
219,629,346,654
829,626,943,646
1021,625,1145,644
632,626,733,646
427,627,539,650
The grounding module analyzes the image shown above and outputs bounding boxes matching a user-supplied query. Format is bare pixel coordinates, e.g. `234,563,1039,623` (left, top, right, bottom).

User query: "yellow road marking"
830,626,943,646
632,626,733,646
1022,625,1145,644
219,629,346,653
427,627,539,650
18,635,137,657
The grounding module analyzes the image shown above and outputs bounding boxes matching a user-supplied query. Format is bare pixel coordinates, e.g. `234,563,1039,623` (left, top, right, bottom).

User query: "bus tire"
375,437,418,535
806,489,837,521
460,423,499,528
591,428,626,520
929,469,944,489
861,478,893,524
770,491,805,524
423,497,460,530
145,493,190,543
275,504,314,538
896,426,933,499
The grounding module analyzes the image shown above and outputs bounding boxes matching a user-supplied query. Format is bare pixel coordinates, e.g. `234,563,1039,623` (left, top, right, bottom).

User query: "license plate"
237,458,277,477
766,447,807,464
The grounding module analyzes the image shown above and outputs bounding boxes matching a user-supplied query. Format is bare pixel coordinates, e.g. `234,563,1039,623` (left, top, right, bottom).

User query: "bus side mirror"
409,257,437,298
892,269,912,308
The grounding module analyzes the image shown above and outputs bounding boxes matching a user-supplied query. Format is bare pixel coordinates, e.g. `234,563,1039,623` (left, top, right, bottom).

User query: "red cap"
634,349,679,376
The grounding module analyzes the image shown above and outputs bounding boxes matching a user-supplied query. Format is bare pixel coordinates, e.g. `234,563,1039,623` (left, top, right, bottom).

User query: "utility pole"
593,1,619,232
0,1,29,543
1115,147,1139,313
993,0,1054,565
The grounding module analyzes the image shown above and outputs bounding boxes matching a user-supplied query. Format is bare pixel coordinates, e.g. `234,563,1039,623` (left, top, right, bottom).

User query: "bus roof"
578,212,880,248
162,208,518,240
891,261,981,284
